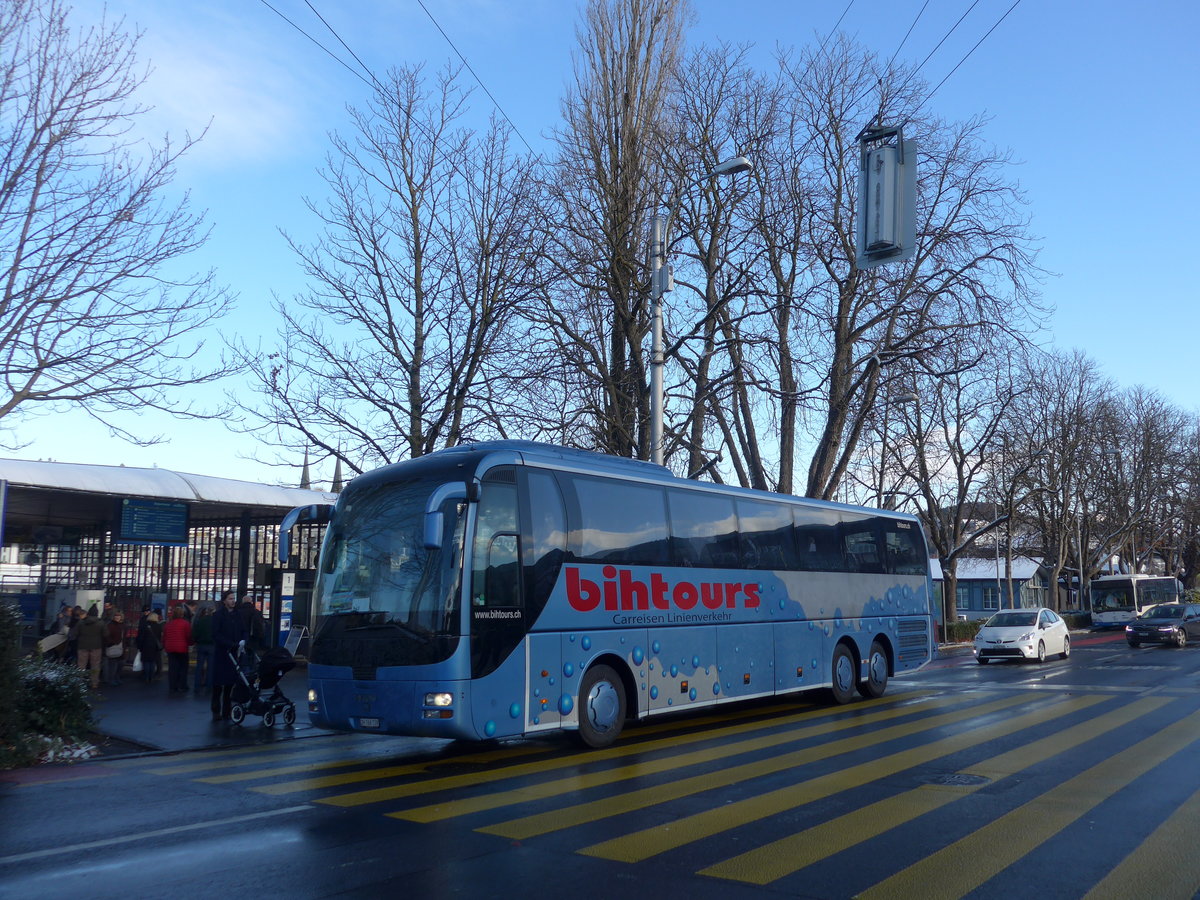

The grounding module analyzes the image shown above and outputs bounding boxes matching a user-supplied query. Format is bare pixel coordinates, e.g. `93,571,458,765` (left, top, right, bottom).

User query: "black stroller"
229,644,297,727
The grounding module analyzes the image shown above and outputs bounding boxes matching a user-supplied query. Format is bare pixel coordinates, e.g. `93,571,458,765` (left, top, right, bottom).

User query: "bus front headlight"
424,692,453,707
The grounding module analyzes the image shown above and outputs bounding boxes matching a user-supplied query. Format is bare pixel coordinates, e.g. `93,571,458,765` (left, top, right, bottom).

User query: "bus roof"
354,440,920,524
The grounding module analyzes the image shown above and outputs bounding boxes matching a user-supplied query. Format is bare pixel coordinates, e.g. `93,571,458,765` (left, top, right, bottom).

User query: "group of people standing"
51,601,127,689
51,592,266,717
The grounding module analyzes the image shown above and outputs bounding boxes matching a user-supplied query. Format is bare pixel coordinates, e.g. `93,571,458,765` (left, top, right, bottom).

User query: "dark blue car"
1126,603,1200,648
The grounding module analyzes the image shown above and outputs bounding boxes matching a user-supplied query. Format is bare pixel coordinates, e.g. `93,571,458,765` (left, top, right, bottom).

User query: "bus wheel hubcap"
835,655,855,692
587,681,619,733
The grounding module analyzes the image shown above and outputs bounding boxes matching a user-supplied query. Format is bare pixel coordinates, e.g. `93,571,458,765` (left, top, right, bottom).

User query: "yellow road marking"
399,695,972,824
258,692,928,800
857,709,1200,900
579,693,1092,863
474,694,1034,838
1083,782,1200,900
701,696,1162,884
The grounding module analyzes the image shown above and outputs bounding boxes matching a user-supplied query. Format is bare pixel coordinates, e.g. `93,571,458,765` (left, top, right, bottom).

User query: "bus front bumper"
307,675,478,740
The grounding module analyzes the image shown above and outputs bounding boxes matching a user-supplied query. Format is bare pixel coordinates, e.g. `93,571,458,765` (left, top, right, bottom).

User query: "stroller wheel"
230,705,246,725
283,705,296,726
262,710,276,727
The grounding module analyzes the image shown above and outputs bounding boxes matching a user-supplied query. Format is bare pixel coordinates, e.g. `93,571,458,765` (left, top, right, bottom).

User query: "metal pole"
650,214,666,467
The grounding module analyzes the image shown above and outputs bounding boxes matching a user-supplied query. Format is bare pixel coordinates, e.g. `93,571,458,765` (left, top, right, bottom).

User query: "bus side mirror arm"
423,482,469,550
278,503,334,563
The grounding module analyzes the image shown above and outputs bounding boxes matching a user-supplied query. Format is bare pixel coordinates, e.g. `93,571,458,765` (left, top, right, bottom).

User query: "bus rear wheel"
857,641,889,699
577,664,626,749
830,643,857,705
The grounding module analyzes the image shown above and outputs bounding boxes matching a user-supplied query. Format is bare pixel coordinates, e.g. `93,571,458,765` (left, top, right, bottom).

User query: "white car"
973,608,1071,664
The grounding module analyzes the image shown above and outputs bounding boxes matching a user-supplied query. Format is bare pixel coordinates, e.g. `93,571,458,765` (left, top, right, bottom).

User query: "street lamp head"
710,156,753,178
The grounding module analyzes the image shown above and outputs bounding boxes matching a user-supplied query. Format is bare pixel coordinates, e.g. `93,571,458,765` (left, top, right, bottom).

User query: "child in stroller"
229,643,297,726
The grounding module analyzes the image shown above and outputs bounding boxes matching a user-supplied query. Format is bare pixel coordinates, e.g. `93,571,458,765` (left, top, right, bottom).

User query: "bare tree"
1016,350,1116,611
634,36,1044,497
888,348,1036,624
532,0,692,457
0,0,232,444
237,65,541,475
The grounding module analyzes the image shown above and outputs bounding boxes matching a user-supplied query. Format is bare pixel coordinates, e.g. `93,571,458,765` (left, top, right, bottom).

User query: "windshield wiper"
344,620,431,643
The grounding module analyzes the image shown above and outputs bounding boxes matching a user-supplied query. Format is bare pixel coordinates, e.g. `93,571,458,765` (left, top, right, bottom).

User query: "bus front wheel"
857,640,889,699
830,643,857,705
577,664,626,749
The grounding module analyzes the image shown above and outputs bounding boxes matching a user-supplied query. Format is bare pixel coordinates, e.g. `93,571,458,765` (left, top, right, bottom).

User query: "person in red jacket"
162,605,194,694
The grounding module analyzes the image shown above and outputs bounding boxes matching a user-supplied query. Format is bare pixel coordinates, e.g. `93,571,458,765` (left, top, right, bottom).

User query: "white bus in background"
1091,574,1184,627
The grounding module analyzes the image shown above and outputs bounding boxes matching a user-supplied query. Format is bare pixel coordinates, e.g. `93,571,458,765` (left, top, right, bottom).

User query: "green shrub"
1063,612,1092,630
0,606,95,769
941,619,983,643
0,602,21,756
17,657,94,740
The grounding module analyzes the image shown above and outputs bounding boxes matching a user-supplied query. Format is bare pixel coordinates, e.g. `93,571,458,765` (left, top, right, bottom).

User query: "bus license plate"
359,717,380,728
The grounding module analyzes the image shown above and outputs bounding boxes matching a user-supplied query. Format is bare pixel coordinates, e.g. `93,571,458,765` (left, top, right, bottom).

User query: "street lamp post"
649,156,753,467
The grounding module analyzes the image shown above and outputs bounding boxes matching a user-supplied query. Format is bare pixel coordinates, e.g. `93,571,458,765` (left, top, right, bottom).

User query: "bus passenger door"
470,474,525,680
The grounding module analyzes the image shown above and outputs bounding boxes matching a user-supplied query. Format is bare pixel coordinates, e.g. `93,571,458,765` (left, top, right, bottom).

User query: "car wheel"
1176,628,1188,648
1060,635,1071,659
577,664,626,749
977,657,989,665
830,643,858,705
857,640,889,699
1036,640,1046,663
1127,639,1141,648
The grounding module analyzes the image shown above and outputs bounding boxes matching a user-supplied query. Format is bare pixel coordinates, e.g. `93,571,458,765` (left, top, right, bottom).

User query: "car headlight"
1018,631,1035,642
1158,626,1176,632
1125,624,1134,632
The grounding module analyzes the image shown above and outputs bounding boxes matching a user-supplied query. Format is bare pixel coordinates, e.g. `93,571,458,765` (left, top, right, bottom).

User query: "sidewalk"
87,664,324,757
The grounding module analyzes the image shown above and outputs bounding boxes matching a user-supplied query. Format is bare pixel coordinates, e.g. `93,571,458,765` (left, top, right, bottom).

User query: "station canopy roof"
0,458,336,540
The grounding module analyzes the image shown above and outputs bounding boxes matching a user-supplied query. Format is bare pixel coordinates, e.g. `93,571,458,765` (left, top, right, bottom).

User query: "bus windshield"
1092,585,1134,613
315,480,466,642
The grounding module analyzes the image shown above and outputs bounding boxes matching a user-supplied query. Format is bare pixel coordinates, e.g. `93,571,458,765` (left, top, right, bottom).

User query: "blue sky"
11,0,1199,487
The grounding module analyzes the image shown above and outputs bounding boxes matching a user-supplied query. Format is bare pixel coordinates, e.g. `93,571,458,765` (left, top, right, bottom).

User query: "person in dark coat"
136,610,164,683
237,594,265,653
192,605,214,693
210,590,245,721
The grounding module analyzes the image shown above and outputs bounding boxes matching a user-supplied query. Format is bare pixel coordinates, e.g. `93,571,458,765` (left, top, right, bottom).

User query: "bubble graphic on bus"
563,662,574,677
652,640,661,654
509,703,521,719
484,720,496,737
692,655,700,668
632,646,644,665
712,682,720,695
689,687,697,701
559,695,574,715
650,686,659,699
670,664,678,677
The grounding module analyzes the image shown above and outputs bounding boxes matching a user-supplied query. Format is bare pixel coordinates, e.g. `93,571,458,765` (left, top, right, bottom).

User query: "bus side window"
524,470,566,620
668,490,739,568
840,514,884,574
736,499,796,570
562,475,668,565
472,478,521,609
882,521,927,575
793,507,845,572
484,534,520,608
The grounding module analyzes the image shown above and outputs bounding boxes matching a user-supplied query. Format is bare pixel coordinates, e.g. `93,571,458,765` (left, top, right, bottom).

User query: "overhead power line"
413,0,535,155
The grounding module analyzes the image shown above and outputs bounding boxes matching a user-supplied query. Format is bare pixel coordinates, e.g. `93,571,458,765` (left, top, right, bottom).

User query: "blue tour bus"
279,441,934,747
